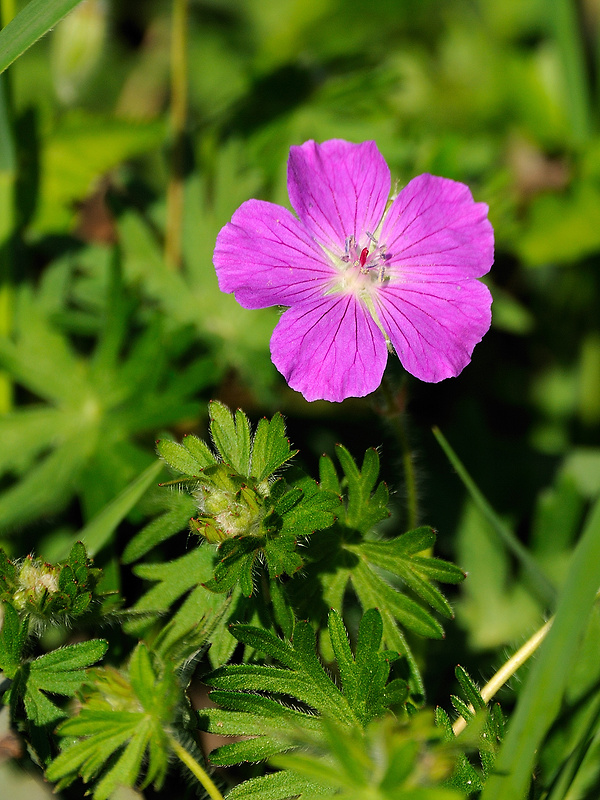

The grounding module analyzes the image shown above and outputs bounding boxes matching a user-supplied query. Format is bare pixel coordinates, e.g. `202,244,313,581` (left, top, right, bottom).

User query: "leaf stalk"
377,376,418,531
168,734,224,800
452,617,553,736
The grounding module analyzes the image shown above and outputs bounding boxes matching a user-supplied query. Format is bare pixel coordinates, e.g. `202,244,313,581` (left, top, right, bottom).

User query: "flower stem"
376,376,418,530
452,617,554,736
168,734,224,800
0,2,16,414
165,0,189,271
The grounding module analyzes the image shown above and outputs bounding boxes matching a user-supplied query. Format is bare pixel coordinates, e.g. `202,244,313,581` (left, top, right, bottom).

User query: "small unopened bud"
13,556,60,613
190,468,266,543
51,0,108,104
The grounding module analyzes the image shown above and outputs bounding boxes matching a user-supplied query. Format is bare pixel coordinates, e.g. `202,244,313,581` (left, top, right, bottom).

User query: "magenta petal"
213,199,334,309
376,280,492,382
270,295,388,402
287,140,391,252
381,174,494,279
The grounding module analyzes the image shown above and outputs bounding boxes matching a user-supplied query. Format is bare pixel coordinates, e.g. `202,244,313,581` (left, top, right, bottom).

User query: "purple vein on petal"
288,140,390,251
213,199,336,309
270,293,388,402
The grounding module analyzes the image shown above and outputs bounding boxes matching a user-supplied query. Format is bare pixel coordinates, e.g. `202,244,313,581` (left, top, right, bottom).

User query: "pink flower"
213,140,494,402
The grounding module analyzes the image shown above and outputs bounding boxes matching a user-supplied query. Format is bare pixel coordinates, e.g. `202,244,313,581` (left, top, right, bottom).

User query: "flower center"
342,234,387,276
320,230,393,351
323,233,389,298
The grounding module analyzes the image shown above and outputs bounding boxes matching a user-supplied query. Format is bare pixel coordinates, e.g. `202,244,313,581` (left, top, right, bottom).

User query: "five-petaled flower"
213,139,494,402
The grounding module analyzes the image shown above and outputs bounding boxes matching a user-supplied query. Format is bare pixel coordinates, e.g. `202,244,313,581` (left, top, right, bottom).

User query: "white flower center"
324,232,389,298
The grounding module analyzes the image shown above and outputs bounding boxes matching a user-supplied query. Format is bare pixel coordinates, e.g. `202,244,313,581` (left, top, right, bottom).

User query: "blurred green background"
1,0,600,702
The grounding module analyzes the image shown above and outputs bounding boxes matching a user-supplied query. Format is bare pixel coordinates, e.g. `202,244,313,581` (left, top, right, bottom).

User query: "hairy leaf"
436,666,505,795
46,644,179,799
201,609,407,768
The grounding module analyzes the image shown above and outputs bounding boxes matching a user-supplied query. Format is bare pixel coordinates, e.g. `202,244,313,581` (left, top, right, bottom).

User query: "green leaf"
455,667,487,713
0,548,17,596
225,769,334,800
360,539,461,619
352,561,444,639
278,478,340,536
157,439,209,476
76,460,165,557
206,536,260,596
121,492,198,564
127,546,239,668
182,434,216,469
0,436,92,532
4,638,107,764
436,666,505,794
202,609,406,769
251,413,299,481
330,445,390,533
21,640,108,726
209,400,252,475
319,453,342,494
0,267,211,532
0,602,28,678
289,513,461,700
269,714,463,800
47,643,177,799
264,536,304,579
0,0,82,74
35,113,165,233
518,182,600,267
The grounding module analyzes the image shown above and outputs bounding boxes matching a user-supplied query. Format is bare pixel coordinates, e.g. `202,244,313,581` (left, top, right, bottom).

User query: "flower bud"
190,466,266,543
12,555,60,614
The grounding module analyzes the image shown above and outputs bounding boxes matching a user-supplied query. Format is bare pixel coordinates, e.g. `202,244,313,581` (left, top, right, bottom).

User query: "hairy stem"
0,1,16,413
165,0,189,271
453,617,553,736
376,375,418,530
168,734,224,800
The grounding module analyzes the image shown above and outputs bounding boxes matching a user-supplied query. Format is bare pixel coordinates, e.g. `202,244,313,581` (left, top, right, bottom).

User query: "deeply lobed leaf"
202,609,407,771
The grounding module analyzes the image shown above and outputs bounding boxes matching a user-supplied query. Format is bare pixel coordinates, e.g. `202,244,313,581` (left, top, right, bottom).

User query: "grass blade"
433,426,556,608
480,497,600,800
74,460,164,556
0,0,82,74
